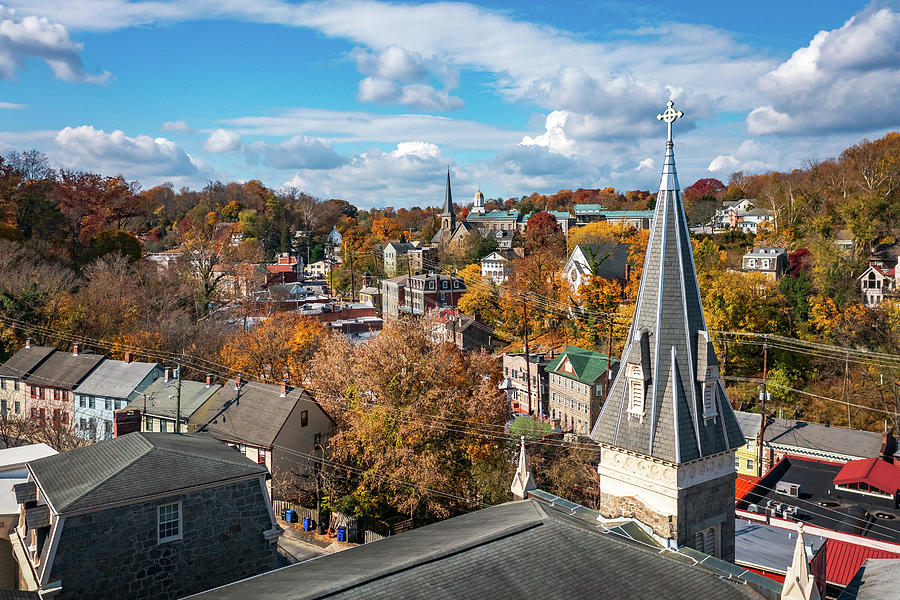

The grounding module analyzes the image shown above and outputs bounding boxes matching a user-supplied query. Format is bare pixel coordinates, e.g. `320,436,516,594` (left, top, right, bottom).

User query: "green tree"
81,229,142,264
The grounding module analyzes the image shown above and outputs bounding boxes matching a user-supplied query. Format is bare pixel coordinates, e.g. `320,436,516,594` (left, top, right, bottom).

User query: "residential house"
501,352,552,415
480,250,517,284
126,372,223,434
380,275,408,319
22,344,104,429
191,496,772,600
145,249,183,271
327,316,383,340
835,229,854,253
483,228,515,249
406,273,465,315
200,378,334,497
858,266,895,307
357,273,382,314
266,253,300,284
0,341,54,419
431,310,500,352
73,355,163,440
10,432,281,599
742,247,789,279
547,346,618,435
734,411,762,476
563,243,631,292
713,198,755,229
303,259,331,279
383,242,417,276
869,242,900,270
0,444,56,589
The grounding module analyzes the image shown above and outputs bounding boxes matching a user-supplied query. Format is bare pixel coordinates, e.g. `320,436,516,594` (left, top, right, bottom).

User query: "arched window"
694,526,718,556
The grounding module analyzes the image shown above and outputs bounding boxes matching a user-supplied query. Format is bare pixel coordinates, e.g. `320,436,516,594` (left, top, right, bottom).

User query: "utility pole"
349,249,356,302
758,337,768,477
176,354,183,434
329,263,334,300
523,298,532,416
605,317,613,398
844,352,851,427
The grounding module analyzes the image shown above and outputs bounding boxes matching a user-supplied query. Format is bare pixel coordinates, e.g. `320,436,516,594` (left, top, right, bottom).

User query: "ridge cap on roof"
149,435,264,473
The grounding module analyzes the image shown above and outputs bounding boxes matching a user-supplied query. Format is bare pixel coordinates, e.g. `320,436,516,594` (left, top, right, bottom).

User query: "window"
105,399,113,411
53,388,60,401
79,397,86,408
694,527,718,557
626,364,644,419
13,381,18,392
30,408,36,419
0,379,4,390
734,456,740,469
258,448,267,465
160,420,168,433
39,408,45,421
14,401,20,415
80,418,88,430
104,420,112,436
38,387,44,400
158,502,182,543
145,416,152,431
746,459,754,471
88,397,94,409
0,399,5,415
301,410,309,427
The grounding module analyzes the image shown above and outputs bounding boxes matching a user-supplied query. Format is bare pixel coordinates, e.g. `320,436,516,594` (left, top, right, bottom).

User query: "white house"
480,250,516,284
742,247,788,280
858,266,895,307
562,243,630,292
304,259,332,278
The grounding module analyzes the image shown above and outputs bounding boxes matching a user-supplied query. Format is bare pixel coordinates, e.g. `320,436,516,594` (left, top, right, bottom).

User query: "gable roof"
734,411,762,440
128,377,222,421
202,380,330,447
187,498,765,600
834,457,900,494
28,432,264,514
591,131,745,464
384,242,416,254
73,359,159,399
763,417,891,461
24,351,104,389
0,346,55,379
547,346,616,384
569,243,631,281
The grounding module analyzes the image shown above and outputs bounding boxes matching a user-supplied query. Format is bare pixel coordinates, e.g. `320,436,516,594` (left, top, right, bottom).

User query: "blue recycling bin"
285,509,296,523
302,517,311,531
336,526,346,542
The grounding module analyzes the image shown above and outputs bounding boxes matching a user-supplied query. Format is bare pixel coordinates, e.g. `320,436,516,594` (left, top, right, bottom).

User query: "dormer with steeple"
591,101,745,561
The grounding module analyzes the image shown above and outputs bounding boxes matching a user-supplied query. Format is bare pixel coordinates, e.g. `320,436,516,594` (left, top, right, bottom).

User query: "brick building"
547,346,618,435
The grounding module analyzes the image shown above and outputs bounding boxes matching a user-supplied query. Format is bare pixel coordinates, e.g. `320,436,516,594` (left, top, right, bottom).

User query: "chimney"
72,343,80,356
124,352,132,364
882,427,897,463
24,338,33,349
235,375,243,390
280,379,288,397
164,367,171,382
206,373,213,388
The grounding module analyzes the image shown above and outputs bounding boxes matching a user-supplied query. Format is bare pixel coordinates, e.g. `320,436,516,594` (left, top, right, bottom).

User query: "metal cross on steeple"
657,100,684,143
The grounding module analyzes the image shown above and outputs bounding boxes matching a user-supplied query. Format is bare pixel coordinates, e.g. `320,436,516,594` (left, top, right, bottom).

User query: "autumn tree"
525,211,565,254
220,314,327,383
371,216,401,240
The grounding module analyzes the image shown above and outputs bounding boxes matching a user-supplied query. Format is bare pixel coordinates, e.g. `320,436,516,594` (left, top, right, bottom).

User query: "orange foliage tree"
220,314,327,383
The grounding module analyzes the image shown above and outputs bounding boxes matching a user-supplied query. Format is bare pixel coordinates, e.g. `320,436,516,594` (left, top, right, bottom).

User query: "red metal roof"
825,539,900,585
735,475,761,501
266,264,296,273
834,457,900,494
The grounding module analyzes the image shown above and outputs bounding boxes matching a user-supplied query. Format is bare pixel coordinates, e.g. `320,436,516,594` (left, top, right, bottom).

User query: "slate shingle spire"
590,101,745,464
440,167,456,235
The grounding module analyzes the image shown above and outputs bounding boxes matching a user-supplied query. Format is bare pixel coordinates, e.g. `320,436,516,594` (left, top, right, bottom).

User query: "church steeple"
591,100,744,562
441,167,456,232
591,100,744,463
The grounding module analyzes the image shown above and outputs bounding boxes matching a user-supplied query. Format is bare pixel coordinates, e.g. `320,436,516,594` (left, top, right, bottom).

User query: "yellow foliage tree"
220,314,327,383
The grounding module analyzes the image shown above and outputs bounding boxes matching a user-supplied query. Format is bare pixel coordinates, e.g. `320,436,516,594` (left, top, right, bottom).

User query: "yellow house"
734,411,763,476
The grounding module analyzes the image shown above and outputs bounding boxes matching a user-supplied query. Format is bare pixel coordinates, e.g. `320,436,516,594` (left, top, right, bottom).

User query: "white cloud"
246,135,346,170
636,158,654,171
161,120,193,133
203,128,242,153
707,139,776,174
357,77,463,111
748,8,900,135
520,111,576,157
351,44,427,82
0,8,109,83
0,101,24,109
52,125,197,176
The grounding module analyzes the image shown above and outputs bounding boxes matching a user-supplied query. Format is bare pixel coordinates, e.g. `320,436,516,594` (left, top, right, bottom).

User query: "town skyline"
0,0,895,206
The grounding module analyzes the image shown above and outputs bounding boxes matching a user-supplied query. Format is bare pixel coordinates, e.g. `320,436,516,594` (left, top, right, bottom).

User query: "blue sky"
0,0,896,208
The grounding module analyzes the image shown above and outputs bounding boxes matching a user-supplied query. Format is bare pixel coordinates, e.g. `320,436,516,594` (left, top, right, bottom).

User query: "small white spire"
510,436,536,500
781,523,821,600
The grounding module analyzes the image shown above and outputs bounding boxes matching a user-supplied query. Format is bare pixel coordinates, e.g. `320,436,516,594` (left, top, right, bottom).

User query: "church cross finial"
657,100,684,143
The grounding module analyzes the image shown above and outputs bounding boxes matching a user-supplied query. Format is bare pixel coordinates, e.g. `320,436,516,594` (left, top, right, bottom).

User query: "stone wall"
49,478,278,600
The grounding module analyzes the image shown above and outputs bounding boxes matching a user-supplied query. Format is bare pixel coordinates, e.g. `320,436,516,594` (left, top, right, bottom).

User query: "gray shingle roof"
838,559,900,600
591,140,745,463
764,417,891,460
187,499,765,600
202,380,329,448
13,481,35,504
24,351,104,389
734,411,762,440
0,346,55,379
127,377,222,421
28,432,264,515
73,359,159,399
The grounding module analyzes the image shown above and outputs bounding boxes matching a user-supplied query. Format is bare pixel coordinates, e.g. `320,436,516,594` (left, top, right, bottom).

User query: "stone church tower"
591,101,745,561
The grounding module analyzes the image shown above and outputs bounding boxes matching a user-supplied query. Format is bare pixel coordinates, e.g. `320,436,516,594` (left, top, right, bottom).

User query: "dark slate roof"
23,350,104,389
13,481,36,504
442,168,453,216
127,377,222,421
547,346,616,385
202,380,329,448
0,591,41,599
591,137,745,464
764,417,892,460
0,346,55,379
28,432,264,514
24,504,50,529
187,499,764,600
576,242,631,281
73,359,159,399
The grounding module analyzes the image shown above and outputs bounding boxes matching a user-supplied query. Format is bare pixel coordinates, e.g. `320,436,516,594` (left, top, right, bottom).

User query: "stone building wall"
48,478,278,600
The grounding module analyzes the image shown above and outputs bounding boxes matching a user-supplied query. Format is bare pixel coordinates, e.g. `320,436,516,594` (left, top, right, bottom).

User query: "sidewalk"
278,518,356,554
